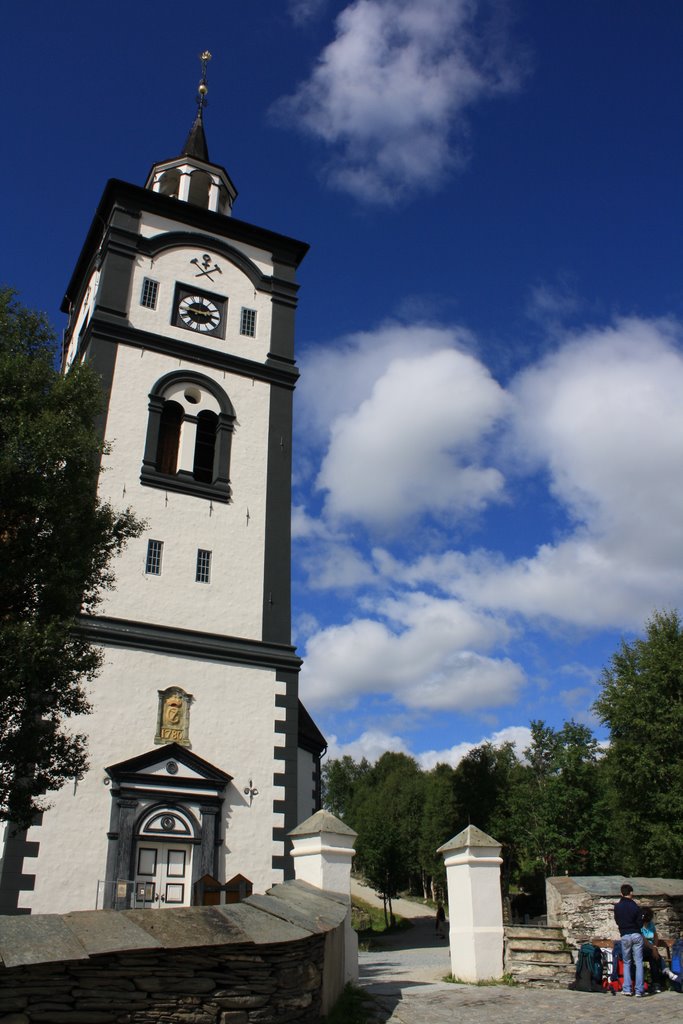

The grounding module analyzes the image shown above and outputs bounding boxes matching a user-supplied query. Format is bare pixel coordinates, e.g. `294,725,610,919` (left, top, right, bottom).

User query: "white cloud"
525,278,580,330
348,316,683,630
316,346,509,528
298,322,469,443
448,317,683,626
325,723,533,769
275,0,524,202
418,724,532,770
296,313,683,734
300,594,524,711
292,504,333,540
302,540,377,590
288,0,328,24
326,728,409,762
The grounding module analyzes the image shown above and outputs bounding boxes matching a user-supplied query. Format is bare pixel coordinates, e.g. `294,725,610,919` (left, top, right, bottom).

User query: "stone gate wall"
0,880,350,1024
546,875,683,947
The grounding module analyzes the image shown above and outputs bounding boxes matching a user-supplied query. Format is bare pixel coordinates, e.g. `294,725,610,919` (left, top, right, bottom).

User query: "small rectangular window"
141,278,159,310
240,307,257,338
196,548,212,584
146,539,163,575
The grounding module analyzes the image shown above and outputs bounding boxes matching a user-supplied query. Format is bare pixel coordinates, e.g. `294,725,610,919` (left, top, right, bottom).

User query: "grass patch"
352,895,412,952
445,973,519,986
322,983,378,1024
352,895,412,935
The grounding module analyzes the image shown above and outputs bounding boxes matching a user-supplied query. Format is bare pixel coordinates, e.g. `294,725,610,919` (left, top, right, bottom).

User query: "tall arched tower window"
157,401,183,474
141,371,234,502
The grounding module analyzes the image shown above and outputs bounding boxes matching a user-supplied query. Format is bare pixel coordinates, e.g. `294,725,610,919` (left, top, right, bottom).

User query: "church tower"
0,55,325,915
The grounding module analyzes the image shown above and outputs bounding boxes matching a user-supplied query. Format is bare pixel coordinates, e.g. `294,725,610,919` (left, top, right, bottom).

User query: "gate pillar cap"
437,824,500,855
289,810,357,839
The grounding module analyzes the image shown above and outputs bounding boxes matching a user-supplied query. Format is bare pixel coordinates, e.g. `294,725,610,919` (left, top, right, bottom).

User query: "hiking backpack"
572,942,605,992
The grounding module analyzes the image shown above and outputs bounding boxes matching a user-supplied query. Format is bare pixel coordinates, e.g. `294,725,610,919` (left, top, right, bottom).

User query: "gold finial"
197,51,212,111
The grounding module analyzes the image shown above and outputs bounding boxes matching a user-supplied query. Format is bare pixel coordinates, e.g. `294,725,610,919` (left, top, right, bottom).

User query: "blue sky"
2,2,682,767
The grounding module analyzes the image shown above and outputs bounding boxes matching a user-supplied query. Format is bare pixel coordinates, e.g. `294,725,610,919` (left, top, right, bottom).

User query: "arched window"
141,372,235,503
157,401,183,475
187,169,212,208
158,168,181,200
193,410,218,483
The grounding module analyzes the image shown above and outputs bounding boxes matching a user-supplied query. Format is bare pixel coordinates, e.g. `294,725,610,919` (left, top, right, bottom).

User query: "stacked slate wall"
0,881,350,1024
0,938,323,1023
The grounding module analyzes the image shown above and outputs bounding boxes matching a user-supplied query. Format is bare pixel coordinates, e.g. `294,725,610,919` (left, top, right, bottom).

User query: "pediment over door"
105,743,233,801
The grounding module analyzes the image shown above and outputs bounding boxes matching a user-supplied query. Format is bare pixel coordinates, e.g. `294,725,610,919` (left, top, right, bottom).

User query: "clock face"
177,294,222,333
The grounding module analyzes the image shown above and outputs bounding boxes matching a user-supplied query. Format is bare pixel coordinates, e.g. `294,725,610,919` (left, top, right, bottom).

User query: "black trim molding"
77,615,302,673
0,815,43,916
79,315,300,390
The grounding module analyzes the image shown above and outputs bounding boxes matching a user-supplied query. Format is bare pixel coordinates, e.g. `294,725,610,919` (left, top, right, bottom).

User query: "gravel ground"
351,879,683,1023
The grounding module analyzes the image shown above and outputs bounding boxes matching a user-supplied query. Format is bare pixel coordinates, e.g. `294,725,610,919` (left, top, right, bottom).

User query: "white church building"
0,58,326,915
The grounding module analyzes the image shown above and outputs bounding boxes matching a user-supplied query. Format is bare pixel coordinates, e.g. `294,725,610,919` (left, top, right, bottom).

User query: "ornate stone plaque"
155,687,193,746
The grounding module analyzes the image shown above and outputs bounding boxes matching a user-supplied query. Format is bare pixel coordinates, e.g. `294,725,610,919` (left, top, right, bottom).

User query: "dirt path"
351,877,451,983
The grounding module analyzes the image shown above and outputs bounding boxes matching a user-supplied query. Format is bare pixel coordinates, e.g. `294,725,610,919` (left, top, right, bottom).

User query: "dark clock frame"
172,282,227,339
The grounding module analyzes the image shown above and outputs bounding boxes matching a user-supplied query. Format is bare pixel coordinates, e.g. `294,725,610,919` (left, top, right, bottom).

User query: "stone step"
507,948,573,964
506,937,569,952
505,926,564,940
510,962,576,981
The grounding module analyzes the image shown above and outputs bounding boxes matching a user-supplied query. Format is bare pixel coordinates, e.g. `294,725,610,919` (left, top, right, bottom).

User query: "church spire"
181,50,211,162
146,50,237,216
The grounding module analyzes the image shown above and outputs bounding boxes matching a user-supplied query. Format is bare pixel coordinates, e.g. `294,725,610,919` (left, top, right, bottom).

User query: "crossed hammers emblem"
191,254,222,282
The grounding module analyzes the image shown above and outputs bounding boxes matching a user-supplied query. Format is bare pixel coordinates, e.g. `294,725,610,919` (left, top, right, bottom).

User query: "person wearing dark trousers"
641,906,679,991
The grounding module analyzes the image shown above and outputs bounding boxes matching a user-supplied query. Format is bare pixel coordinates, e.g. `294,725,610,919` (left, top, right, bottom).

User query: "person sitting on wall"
641,906,678,991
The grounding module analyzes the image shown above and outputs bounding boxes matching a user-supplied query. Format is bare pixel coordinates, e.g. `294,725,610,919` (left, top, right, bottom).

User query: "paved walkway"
352,879,683,1023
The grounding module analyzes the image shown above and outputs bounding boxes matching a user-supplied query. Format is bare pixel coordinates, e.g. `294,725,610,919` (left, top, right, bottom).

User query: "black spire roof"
182,110,209,162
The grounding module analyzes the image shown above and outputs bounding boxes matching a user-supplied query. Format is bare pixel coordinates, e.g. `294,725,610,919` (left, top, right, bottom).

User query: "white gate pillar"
289,810,359,999
289,810,357,895
438,825,504,982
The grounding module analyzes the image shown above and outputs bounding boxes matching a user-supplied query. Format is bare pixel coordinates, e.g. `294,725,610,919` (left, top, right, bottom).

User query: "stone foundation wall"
546,876,683,948
0,880,351,1024
0,937,323,1024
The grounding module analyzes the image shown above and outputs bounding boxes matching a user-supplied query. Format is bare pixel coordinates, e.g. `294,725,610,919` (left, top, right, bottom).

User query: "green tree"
452,741,518,836
451,741,521,890
419,762,457,899
321,754,370,820
0,289,143,829
505,720,607,880
594,609,683,875
353,752,424,924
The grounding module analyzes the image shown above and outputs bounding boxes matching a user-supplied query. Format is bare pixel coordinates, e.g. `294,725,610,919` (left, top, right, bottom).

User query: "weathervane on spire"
196,50,212,115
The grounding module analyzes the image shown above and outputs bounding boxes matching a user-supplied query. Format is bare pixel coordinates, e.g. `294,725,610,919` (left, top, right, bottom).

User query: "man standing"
614,883,645,996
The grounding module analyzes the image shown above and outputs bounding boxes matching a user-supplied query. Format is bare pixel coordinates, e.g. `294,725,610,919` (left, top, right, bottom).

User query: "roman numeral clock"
174,282,226,337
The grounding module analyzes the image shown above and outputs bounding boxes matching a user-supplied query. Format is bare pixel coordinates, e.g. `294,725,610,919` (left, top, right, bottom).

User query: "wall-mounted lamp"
243,779,259,806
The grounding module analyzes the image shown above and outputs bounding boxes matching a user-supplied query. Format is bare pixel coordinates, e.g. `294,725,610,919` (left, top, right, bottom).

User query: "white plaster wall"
127,245,272,365
97,345,270,638
139,212,275,275
20,647,284,915
65,267,100,369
